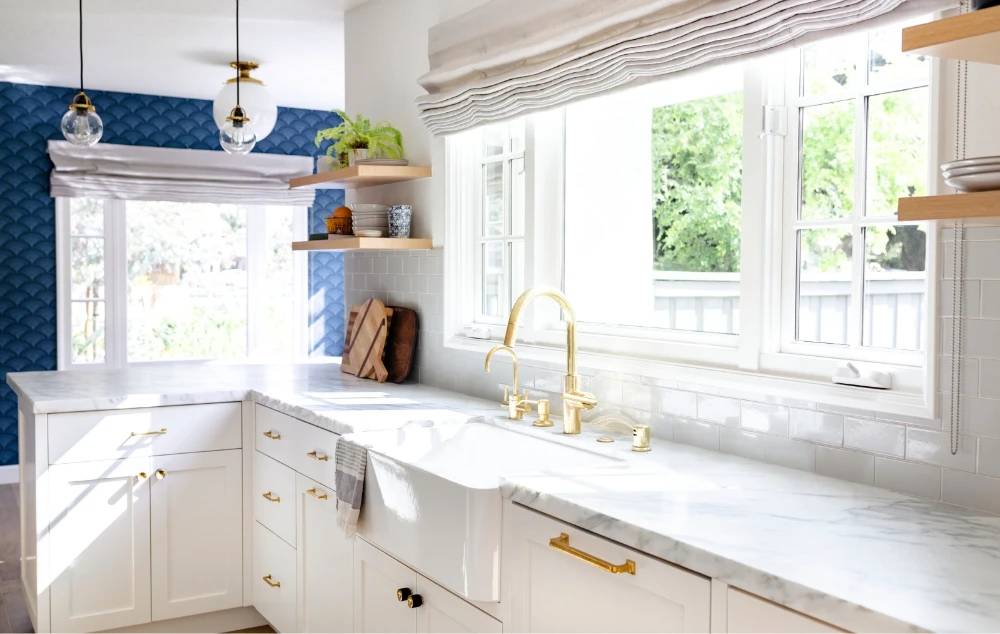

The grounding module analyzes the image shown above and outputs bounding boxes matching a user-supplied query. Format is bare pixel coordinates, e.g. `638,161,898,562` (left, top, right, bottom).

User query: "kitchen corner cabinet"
506,503,711,632
354,538,501,634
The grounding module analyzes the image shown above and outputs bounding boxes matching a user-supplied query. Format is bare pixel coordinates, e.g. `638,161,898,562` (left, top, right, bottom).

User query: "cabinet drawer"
254,452,296,548
507,503,711,632
727,588,843,633
255,405,337,489
49,402,242,464
254,522,297,633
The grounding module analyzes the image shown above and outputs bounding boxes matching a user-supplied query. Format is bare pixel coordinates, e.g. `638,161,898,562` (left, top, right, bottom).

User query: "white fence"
652,271,926,351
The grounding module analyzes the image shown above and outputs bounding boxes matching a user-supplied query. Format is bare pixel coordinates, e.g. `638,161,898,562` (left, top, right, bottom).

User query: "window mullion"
246,206,266,359
106,199,127,369
848,79,868,349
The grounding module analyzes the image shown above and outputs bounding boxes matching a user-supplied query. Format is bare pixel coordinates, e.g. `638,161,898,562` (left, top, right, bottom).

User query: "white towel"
335,438,368,537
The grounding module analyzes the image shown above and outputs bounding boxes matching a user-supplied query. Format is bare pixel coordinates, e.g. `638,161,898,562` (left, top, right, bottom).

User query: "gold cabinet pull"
396,588,411,602
138,472,148,480
263,430,281,440
306,450,329,462
262,574,280,588
306,488,328,500
262,491,280,503
131,428,167,437
549,533,635,575
155,469,167,479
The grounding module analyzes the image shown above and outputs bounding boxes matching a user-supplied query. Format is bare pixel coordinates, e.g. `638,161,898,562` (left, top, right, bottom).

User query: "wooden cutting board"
384,306,418,383
341,298,390,382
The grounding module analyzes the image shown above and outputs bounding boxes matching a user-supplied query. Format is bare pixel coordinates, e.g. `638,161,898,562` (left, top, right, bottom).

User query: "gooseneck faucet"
497,287,597,434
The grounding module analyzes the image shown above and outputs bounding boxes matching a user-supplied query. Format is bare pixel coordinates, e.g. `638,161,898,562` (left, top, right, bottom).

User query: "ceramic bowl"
350,203,391,213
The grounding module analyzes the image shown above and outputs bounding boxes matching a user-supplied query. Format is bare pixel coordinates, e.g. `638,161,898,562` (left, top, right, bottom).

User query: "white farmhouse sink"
353,422,616,603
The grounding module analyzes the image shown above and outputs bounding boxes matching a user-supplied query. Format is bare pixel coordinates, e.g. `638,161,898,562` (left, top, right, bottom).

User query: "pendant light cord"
235,0,240,106
78,0,84,91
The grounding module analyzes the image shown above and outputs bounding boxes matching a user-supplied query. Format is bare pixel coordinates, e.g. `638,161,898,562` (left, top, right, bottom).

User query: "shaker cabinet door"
354,537,417,633
49,457,152,633
296,473,353,632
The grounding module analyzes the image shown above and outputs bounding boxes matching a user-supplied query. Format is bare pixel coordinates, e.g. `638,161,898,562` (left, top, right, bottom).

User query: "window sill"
444,334,934,419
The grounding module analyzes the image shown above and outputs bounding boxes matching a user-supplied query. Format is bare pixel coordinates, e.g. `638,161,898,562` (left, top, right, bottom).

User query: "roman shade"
48,141,316,206
417,0,950,135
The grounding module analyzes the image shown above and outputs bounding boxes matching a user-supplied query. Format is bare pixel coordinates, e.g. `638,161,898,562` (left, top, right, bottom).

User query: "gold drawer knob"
306,450,329,461
549,533,636,575
131,428,167,437
263,574,280,588
155,469,167,480
407,594,423,609
137,472,148,480
396,587,411,602
306,488,328,500
262,491,280,503
263,430,281,440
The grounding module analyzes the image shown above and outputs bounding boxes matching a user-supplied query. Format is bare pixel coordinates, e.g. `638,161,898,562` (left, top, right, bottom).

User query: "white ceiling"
0,0,366,111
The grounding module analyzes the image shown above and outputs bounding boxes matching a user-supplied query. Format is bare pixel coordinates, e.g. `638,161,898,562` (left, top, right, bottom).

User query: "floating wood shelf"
898,190,1000,221
289,165,432,190
902,5,1000,65
292,237,433,251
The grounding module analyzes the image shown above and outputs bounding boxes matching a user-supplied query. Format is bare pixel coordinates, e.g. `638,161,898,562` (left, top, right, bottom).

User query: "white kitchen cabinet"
150,449,243,621
254,521,297,633
355,537,418,633
255,451,297,547
415,574,502,634
507,504,711,633
296,473,353,632
726,588,843,633
49,457,152,633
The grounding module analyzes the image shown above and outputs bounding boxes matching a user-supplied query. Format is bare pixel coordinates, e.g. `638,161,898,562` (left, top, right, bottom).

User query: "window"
58,198,307,369
447,20,936,404
783,28,929,361
476,120,526,322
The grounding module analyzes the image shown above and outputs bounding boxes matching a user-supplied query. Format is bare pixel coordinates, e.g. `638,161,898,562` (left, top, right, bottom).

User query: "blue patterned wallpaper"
0,81,346,466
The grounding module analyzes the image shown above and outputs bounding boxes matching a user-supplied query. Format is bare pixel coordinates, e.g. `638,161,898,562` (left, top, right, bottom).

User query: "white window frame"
444,23,943,418
55,197,309,370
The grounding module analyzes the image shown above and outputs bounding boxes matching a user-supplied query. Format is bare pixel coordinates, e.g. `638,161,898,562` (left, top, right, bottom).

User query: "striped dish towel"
335,438,369,537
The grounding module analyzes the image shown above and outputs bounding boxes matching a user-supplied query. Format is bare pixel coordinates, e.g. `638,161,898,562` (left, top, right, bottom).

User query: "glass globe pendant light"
61,0,103,146
220,0,256,155
213,62,276,141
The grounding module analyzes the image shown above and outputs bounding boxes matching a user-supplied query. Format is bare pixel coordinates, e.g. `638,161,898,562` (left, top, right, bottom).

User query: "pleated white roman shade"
48,141,316,207
417,0,950,135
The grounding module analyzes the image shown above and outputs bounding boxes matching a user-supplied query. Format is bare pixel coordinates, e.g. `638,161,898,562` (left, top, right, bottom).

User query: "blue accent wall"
0,81,346,466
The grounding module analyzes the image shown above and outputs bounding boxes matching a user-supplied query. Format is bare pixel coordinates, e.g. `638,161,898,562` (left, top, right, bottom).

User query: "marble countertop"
497,421,1000,633
5,363,500,436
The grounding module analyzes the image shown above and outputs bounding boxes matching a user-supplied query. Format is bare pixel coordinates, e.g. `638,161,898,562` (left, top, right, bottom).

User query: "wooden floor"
0,483,32,633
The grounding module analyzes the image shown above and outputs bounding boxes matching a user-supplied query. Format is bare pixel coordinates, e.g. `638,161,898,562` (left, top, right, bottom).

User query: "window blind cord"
950,0,969,456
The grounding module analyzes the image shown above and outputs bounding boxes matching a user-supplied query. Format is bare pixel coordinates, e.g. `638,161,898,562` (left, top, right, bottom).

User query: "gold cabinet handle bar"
262,574,280,588
306,450,328,461
262,492,280,503
306,488,328,500
131,428,167,437
263,430,281,440
549,533,636,575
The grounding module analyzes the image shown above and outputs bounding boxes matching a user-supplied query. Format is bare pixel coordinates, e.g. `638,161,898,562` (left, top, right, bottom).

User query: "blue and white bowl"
388,205,412,238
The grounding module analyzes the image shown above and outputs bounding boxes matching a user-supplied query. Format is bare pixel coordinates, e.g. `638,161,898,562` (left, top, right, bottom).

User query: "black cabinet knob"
407,594,423,608
396,588,411,602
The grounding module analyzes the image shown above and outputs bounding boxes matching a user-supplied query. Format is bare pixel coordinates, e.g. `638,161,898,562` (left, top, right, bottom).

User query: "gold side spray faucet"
487,287,597,433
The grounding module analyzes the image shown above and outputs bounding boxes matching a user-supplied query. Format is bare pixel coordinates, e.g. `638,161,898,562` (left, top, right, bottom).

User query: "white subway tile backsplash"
678,381,719,395
938,356,980,396
720,428,767,462
640,376,679,389
875,457,941,500
591,375,623,405
648,412,675,441
789,409,844,446
941,318,1000,358
844,418,905,458
621,381,653,411
941,395,1000,439
372,257,388,275
672,418,721,451
875,411,941,429
818,404,875,419
979,359,1000,399
766,436,817,472
741,401,789,436
533,368,563,392
697,394,740,427
906,428,978,472
940,280,981,318
941,469,1000,514
982,280,1000,319
656,388,698,418
816,446,875,485
979,436,1000,478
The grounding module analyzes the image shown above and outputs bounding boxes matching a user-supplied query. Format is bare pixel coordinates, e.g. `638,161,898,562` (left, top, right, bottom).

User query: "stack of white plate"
350,203,390,235
942,156,1000,193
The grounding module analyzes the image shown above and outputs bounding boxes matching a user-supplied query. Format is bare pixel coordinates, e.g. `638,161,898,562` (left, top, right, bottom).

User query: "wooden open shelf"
898,190,1000,221
292,237,433,251
902,5,1000,65
289,165,432,190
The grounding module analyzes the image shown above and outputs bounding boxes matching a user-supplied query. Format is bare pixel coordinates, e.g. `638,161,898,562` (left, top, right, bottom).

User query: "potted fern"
314,110,405,168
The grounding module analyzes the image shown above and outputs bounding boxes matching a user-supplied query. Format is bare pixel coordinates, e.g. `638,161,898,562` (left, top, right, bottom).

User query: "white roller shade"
418,0,950,135
48,141,316,206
